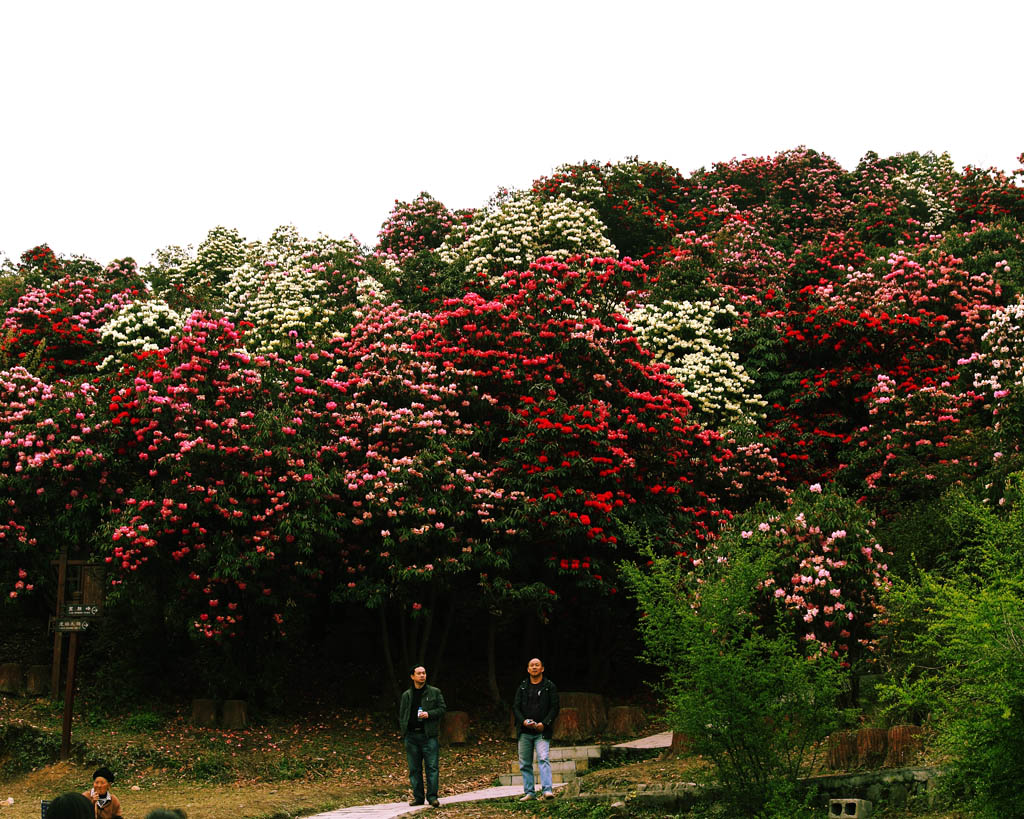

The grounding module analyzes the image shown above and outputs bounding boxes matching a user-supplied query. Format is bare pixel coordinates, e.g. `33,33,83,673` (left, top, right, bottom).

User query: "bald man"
512,657,559,800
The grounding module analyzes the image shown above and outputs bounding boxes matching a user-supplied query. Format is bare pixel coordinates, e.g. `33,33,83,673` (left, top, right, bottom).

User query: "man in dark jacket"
399,665,447,807
512,657,559,800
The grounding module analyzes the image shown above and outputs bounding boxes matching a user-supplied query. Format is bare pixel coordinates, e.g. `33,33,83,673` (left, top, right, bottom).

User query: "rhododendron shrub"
438,188,617,282
98,313,318,639
626,297,765,430
146,226,248,311
97,299,184,371
2,254,146,377
712,487,890,670
416,256,736,600
374,193,468,263
281,304,516,616
0,367,112,598
532,159,691,264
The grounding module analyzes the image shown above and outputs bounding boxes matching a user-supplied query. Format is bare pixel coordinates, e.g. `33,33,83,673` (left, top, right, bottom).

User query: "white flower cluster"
893,152,956,233
974,301,1024,396
221,226,363,354
149,226,249,301
626,298,766,430
97,299,184,371
438,190,616,280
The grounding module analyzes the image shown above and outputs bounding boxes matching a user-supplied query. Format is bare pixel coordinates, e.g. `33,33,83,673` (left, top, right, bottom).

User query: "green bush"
0,720,62,774
881,475,1024,817
623,532,841,818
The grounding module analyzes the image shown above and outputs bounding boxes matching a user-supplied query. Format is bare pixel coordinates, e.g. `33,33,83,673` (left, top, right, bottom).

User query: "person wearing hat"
82,767,122,818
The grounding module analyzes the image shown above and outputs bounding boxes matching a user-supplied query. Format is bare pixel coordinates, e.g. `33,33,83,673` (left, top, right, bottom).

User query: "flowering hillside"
2,147,1023,694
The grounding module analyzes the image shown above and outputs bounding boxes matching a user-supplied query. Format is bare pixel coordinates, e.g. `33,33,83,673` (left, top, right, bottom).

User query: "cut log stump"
856,726,888,769
25,665,50,696
827,730,857,770
552,707,583,742
662,730,691,758
191,698,217,727
222,699,248,729
559,692,606,736
0,663,24,695
885,724,924,767
606,705,646,736
441,710,470,745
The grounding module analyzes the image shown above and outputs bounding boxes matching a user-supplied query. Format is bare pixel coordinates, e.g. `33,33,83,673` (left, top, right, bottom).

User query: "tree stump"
191,698,217,727
855,726,887,769
606,705,646,737
441,710,470,745
662,730,691,758
25,665,50,696
0,663,24,695
885,724,924,767
222,699,248,729
552,707,583,742
827,730,857,770
559,692,606,736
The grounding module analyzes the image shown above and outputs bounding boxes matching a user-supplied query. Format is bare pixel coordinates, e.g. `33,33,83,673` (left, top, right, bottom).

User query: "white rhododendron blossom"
973,301,1024,396
627,298,766,430
98,299,184,370
439,190,616,279
150,226,249,301
222,226,362,354
893,152,957,233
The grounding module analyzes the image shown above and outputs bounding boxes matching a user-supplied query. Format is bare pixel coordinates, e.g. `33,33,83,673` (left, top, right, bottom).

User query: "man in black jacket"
512,657,559,800
399,665,447,807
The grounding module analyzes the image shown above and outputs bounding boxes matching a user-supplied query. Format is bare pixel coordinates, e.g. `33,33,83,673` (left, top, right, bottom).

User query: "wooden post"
51,546,69,700
61,631,78,760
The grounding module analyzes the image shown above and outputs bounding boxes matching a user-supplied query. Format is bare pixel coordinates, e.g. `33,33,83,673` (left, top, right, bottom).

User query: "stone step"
497,772,576,786
550,745,601,761
506,759,584,775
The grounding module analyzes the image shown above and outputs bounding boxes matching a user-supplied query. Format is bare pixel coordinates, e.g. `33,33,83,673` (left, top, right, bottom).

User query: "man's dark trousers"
404,732,439,804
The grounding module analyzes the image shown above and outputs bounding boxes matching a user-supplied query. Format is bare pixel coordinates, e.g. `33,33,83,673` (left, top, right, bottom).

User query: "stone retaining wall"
567,767,940,814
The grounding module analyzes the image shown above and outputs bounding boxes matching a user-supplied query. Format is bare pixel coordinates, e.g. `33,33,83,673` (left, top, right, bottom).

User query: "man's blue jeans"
518,732,552,795
404,733,439,803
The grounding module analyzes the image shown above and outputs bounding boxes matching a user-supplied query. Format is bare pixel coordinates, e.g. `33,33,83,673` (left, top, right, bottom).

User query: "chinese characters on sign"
54,618,90,632
64,604,100,617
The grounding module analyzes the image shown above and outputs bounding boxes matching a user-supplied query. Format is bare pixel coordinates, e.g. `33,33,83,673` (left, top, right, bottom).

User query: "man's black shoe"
409,799,424,806
428,798,440,808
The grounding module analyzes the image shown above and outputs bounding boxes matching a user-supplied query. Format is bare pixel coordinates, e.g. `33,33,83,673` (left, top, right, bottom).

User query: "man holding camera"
513,657,560,801
399,665,447,807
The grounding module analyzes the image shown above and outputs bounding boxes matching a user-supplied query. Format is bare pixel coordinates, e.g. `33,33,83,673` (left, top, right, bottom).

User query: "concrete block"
829,798,872,817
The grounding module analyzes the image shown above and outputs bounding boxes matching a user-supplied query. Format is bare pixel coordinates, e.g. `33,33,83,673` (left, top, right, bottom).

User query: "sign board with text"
53,618,91,632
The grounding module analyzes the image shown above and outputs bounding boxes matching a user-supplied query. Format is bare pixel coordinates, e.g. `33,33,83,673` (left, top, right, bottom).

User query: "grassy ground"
0,695,969,819
0,694,513,819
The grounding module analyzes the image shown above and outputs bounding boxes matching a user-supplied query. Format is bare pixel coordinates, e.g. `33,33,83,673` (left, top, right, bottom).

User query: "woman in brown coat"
82,767,122,818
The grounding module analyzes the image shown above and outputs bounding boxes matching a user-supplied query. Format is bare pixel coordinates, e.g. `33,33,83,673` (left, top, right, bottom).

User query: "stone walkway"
307,731,672,819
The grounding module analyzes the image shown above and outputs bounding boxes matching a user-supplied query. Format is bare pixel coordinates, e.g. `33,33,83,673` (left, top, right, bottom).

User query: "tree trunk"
379,604,400,701
486,616,502,706
429,596,456,684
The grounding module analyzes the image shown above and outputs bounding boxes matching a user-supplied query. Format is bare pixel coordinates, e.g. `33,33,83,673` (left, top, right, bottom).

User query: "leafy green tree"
881,476,1024,817
623,530,842,817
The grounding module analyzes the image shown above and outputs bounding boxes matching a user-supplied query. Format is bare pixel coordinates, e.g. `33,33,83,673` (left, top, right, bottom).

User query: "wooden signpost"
50,551,104,760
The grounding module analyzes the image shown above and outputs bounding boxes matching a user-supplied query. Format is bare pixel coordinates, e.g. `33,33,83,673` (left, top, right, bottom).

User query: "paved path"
307,730,672,818
308,785,552,818
613,730,673,750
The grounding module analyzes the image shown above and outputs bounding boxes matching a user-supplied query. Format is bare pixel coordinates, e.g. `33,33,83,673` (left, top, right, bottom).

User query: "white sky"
1,0,1021,265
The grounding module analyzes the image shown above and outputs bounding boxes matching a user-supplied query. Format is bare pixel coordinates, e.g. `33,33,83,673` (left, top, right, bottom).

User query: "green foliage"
622,529,842,817
880,475,1024,817
0,719,62,775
